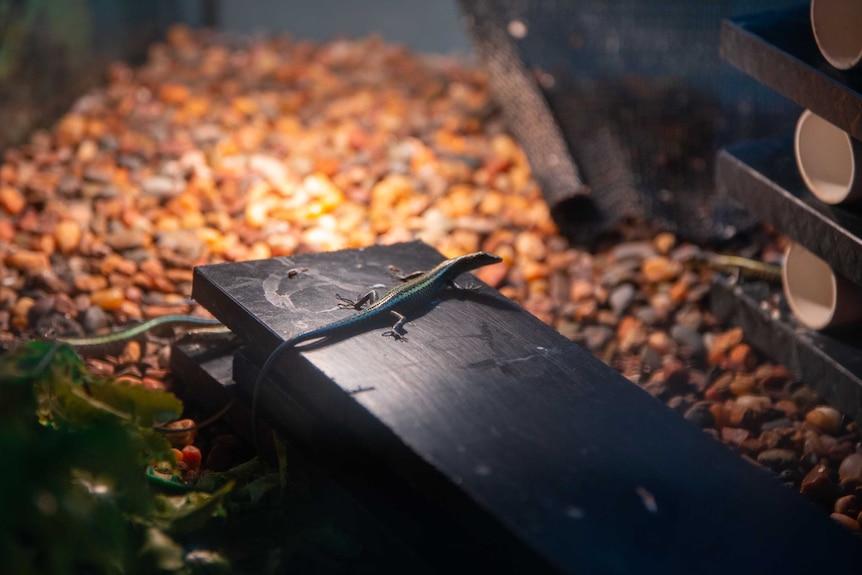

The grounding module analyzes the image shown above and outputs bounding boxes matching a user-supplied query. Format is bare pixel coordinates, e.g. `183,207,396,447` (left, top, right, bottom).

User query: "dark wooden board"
710,276,862,425
720,6,862,140
169,337,437,575
717,139,862,287
193,241,862,574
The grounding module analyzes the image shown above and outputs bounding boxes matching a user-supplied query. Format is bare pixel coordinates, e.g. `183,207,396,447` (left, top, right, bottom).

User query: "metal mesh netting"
458,0,799,244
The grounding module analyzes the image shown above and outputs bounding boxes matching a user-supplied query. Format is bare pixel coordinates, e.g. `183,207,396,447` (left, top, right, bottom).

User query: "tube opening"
811,0,862,70
794,110,855,204
782,243,837,330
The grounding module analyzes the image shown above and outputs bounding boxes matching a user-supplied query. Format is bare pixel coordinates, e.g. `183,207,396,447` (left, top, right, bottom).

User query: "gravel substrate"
2,26,861,534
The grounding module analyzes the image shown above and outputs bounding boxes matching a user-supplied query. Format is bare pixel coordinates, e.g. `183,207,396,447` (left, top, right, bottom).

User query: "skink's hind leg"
335,290,378,310
382,310,408,341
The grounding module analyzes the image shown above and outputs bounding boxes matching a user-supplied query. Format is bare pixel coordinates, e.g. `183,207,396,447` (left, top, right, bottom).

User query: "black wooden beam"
717,139,862,287
192,242,862,574
720,6,862,139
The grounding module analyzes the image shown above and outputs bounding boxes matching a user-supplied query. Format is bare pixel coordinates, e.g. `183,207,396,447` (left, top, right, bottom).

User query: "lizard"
56,314,234,433
57,314,229,357
250,251,502,450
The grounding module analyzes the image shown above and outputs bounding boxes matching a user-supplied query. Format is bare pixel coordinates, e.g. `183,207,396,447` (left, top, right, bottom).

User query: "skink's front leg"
335,290,378,310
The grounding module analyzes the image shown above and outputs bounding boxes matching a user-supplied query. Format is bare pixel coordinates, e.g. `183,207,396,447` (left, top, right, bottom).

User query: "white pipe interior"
794,110,855,204
782,243,837,330
811,0,862,70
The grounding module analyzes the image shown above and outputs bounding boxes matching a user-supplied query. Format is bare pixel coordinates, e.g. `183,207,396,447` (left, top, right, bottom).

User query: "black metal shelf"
710,276,862,424
717,139,862,287
720,5,862,140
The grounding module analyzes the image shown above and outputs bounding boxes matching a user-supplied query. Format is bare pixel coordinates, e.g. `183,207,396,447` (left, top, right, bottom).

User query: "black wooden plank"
192,241,862,574
169,338,438,575
720,6,862,140
717,139,862,287
710,276,862,425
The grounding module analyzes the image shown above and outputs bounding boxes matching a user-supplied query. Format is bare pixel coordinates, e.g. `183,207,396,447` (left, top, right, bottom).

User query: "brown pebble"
641,256,682,283
11,296,35,329
830,512,861,532
647,330,676,356
0,186,25,215
839,453,862,488
74,274,109,292
774,399,799,419
800,461,835,504
652,232,676,255
54,220,82,253
805,405,843,434
726,343,756,372
756,448,797,472
119,341,142,364
617,316,648,352
662,358,690,391
5,249,50,273
834,494,861,517
90,287,126,311
728,373,757,396
726,402,761,431
721,427,751,447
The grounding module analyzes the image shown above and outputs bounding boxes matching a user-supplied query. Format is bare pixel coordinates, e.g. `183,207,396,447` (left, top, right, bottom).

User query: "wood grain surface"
193,241,862,574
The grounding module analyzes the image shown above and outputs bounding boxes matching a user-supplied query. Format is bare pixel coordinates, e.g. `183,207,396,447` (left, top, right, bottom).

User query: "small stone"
791,387,820,412
834,495,861,518
756,448,798,473
728,373,757,396
617,315,647,352
646,330,676,356
642,377,670,400
5,250,50,273
582,325,613,352
727,402,761,431
54,220,82,253
805,405,843,434
774,399,799,419
608,283,636,315
90,287,126,311
662,357,689,391
141,175,184,198
105,228,149,251
81,306,110,334
669,324,704,358
569,278,593,301
726,343,756,372
721,427,751,447
830,513,861,532
684,401,715,428
839,453,862,488
800,461,835,504
652,232,676,255
761,417,793,431
0,186,25,215
612,241,656,262
756,364,792,390
158,83,191,104
74,274,109,292
642,256,682,283
666,395,693,414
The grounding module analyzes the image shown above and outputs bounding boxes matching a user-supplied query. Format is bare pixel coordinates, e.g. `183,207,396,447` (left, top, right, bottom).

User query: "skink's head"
465,251,503,267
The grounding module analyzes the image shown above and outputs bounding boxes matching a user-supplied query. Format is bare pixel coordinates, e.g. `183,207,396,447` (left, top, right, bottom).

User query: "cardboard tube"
782,242,862,330
811,0,862,70
794,109,862,204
